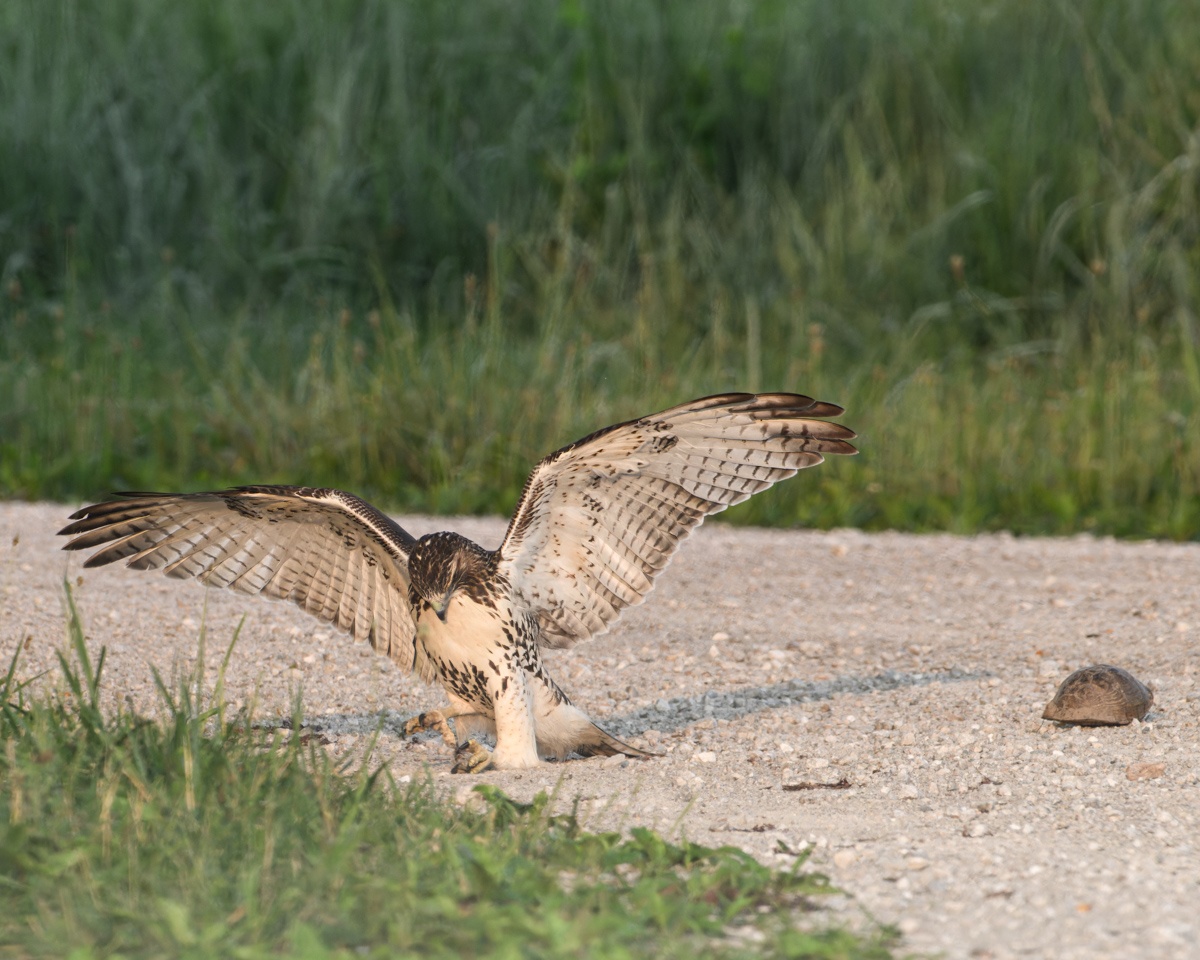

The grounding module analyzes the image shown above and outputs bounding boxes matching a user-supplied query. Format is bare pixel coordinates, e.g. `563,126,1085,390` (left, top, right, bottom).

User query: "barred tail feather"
572,721,657,759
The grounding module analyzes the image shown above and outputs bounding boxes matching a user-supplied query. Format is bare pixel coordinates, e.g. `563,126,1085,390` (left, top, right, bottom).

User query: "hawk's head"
408,531,493,621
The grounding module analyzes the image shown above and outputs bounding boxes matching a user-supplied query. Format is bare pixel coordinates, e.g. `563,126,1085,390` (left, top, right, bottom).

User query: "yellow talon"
403,710,459,750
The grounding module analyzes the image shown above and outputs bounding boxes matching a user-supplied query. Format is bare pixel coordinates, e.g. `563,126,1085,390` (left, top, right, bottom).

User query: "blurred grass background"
1,0,1197,537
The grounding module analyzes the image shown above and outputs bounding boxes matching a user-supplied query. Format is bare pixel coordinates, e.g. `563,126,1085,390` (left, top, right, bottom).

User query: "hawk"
59,393,856,771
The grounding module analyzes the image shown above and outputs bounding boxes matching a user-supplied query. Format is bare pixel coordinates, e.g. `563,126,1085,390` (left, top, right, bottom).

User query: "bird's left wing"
59,486,420,668
495,393,857,648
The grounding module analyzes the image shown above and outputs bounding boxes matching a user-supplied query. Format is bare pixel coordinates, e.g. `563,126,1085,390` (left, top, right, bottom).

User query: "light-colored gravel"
3,501,1199,959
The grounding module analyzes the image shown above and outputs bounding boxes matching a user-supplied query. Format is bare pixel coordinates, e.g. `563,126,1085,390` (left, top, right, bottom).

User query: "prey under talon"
451,739,493,774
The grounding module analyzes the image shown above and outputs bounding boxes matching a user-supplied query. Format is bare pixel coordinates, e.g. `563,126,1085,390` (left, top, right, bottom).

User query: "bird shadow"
283,667,993,745
603,667,995,739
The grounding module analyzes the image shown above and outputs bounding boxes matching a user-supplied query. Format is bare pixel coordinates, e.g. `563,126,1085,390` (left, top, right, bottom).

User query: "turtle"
1042,664,1153,726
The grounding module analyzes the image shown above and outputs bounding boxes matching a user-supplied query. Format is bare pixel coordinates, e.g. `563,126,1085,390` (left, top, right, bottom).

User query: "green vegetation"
1,0,1197,537
0,589,896,958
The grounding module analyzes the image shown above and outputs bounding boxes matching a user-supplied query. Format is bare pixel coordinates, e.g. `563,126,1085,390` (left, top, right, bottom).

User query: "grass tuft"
0,586,897,958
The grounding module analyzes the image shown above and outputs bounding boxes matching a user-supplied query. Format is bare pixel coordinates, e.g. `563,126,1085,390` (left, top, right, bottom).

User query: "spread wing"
58,486,419,669
496,392,857,647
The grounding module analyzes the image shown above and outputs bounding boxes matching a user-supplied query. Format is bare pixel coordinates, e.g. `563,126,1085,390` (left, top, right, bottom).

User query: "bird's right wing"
59,486,419,669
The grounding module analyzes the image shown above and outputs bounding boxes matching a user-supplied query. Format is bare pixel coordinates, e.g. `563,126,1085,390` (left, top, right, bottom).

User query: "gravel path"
3,502,1198,959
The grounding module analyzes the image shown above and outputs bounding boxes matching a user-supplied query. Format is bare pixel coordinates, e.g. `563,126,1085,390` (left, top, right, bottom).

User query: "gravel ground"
3,501,1199,959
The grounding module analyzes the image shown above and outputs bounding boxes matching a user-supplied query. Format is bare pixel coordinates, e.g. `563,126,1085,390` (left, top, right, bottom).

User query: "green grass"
0,587,898,959
1,0,1198,537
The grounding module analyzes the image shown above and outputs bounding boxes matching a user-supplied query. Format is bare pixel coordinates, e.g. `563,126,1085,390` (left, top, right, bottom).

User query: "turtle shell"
1042,664,1153,726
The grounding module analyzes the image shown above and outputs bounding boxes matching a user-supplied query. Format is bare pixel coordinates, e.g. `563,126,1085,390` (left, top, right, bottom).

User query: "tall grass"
1,0,1197,536
0,588,896,958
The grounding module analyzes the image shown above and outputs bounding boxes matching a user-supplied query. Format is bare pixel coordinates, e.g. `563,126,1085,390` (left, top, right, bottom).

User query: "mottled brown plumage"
59,392,857,770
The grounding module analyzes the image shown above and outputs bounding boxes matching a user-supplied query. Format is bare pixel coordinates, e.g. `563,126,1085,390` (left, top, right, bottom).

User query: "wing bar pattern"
59,486,419,669
496,393,856,647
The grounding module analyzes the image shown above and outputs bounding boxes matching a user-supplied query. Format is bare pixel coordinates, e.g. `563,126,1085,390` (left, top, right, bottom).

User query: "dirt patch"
3,502,1198,959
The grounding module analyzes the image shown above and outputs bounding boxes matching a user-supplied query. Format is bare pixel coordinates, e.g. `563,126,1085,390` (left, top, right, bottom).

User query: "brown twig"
782,778,852,791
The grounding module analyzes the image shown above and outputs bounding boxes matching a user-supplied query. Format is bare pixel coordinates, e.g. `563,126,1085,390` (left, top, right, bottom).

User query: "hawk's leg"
404,707,476,750
406,707,495,773
489,668,542,770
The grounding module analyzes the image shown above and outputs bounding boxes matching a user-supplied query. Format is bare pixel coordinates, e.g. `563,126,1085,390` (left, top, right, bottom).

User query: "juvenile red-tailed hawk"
60,393,856,771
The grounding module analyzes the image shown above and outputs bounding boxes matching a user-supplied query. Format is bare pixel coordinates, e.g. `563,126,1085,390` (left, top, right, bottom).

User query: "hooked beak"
432,591,453,623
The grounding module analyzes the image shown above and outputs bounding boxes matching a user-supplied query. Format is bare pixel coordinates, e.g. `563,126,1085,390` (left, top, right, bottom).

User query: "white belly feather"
413,593,595,763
